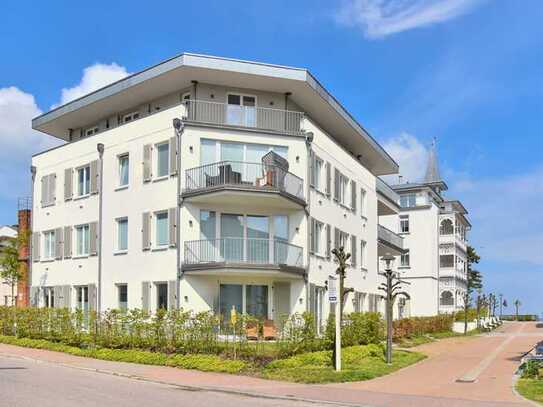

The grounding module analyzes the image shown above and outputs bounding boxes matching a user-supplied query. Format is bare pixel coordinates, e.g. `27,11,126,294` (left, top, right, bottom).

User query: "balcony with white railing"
183,238,305,275
182,160,305,208
378,224,404,256
183,100,305,136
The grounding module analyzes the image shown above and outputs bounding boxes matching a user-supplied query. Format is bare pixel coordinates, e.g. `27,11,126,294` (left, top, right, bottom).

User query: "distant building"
0,225,18,305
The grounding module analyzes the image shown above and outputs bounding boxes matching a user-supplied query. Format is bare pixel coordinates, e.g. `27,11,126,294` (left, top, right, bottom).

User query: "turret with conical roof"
422,138,447,193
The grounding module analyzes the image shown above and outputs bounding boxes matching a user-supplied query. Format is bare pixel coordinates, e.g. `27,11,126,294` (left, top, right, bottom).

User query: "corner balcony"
378,224,405,256
183,100,305,136
376,178,400,215
182,161,306,209
183,238,305,277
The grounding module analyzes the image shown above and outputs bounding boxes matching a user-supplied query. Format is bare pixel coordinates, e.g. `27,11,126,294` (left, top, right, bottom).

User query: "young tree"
462,246,482,334
475,291,485,329
331,246,352,368
514,299,521,321
0,233,25,306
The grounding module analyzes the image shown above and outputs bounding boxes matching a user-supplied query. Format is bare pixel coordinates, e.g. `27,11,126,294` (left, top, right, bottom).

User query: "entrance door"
246,285,269,319
273,282,290,325
219,284,243,324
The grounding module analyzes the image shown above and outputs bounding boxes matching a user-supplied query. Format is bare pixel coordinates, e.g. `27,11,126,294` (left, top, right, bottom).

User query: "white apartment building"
0,225,18,305
29,53,406,328
380,142,471,316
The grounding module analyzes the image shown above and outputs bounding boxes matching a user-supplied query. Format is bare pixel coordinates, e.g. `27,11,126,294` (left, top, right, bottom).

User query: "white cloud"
382,132,428,183
0,87,62,200
53,63,130,108
336,0,484,39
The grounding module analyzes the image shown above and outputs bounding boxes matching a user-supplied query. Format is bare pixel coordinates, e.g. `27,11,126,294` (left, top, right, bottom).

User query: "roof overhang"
32,53,398,176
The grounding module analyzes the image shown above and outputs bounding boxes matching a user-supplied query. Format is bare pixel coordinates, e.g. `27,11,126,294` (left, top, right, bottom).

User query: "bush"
393,315,453,342
454,309,479,322
522,360,542,379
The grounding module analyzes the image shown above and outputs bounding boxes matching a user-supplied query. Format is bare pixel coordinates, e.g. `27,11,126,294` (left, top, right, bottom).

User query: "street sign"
328,275,338,303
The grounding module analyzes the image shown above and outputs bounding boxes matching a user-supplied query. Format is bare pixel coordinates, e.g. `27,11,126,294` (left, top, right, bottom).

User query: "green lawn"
0,335,425,384
517,378,543,405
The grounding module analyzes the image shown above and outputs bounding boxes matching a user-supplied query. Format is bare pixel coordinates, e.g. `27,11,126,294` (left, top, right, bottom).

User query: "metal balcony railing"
184,160,304,201
378,224,404,251
183,100,305,135
184,238,304,269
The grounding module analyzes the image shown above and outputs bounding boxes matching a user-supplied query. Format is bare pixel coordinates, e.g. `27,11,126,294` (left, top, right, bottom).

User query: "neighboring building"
29,53,407,328
0,225,18,305
380,141,470,316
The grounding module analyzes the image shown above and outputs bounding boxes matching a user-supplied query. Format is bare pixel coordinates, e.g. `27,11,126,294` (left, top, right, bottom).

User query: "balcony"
378,224,405,256
376,178,400,215
183,161,305,209
183,238,305,276
184,100,305,136
439,233,467,251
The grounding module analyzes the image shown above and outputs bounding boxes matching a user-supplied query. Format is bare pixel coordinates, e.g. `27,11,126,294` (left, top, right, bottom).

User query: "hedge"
392,315,453,341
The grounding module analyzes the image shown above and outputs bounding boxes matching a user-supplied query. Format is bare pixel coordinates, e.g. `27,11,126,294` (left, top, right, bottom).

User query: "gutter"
30,166,36,305
304,131,314,312
173,118,185,309
96,143,105,313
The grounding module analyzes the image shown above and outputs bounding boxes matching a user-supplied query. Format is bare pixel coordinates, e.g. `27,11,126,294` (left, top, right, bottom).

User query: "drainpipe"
284,92,291,130
304,132,314,312
30,166,36,304
173,118,185,309
191,81,198,120
96,143,105,314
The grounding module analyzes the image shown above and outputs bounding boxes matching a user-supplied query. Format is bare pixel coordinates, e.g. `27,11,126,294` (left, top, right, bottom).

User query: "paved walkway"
0,321,541,407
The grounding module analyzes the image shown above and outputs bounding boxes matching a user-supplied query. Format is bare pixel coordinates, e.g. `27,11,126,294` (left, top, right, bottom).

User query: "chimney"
16,197,31,307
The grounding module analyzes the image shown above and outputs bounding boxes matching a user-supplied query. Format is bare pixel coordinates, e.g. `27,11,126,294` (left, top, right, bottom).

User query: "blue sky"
0,0,541,314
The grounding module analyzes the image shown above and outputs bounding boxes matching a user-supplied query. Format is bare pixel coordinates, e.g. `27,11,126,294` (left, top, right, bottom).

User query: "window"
118,285,128,311
157,283,168,310
76,286,89,312
360,240,367,268
85,126,99,137
43,231,55,259
117,218,128,251
401,250,410,267
338,174,349,205
155,212,169,247
156,142,169,178
312,221,323,254
77,165,90,197
118,154,129,187
312,156,323,190
200,139,288,168
400,193,417,208
440,254,454,268
226,94,256,127
338,230,349,250
360,188,367,217
75,224,90,256
440,219,454,235
440,291,454,306
44,287,55,308
400,215,410,233
123,111,140,123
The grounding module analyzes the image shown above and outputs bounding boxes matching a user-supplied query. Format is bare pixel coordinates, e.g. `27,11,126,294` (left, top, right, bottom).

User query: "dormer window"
85,126,99,137
123,111,140,123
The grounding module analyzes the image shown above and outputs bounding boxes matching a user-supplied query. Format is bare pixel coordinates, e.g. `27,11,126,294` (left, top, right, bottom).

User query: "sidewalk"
1,322,541,407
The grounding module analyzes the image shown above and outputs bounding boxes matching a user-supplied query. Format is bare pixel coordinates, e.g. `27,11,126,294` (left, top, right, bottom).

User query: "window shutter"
360,188,366,216
326,224,331,259
55,227,63,260
169,136,178,175
143,144,152,182
325,162,331,197
309,217,314,254
334,227,338,249
168,280,177,310
41,176,47,207
141,281,150,312
50,174,56,205
89,221,98,256
142,212,151,250
351,180,357,212
64,168,73,201
351,235,357,267
54,286,62,308
334,168,339,201
309,152,315,188
63,226,72,258
168,207,177,247
30,287,39,307
309,283,316,317
90,160,99,194
63,285,71,309
32,232,40,262
88,284,97,312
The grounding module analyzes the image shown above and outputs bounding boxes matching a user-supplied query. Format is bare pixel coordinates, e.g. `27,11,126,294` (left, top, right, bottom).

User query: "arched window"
440,219,454,235
440,291,454,306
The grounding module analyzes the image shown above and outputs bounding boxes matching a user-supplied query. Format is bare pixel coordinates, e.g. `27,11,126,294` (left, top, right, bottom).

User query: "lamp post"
378,254,409,365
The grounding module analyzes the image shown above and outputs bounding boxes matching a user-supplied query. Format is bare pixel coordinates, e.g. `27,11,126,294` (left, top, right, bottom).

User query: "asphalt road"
0,356,335,407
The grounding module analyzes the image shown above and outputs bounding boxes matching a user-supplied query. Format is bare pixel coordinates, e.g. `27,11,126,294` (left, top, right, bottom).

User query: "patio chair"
263,319,278,340
245,321,259,341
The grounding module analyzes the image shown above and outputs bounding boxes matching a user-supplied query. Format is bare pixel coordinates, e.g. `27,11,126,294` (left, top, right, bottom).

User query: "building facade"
29,53,407,327
380,142,470,315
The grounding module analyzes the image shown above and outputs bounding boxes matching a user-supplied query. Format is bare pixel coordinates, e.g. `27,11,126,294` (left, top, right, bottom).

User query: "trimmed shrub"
392,315,453,342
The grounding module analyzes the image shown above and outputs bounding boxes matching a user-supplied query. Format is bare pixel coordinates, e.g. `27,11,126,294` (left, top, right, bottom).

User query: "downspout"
173,118,185,309
30,166,36,304
97,143,105,314
304,131,314,312
284,92,291,130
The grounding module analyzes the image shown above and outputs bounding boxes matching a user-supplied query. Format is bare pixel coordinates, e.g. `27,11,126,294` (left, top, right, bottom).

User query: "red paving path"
0,321,541,407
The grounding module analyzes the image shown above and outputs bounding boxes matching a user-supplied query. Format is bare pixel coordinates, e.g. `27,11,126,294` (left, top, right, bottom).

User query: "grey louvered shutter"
41,176,47,207
351,180,357,212
89,222,98,256
88,284,97,312
351,235,357,267
30,287,39,307
309,152,315,188
90,160,99,194
309,283,316,317
142,212,151,250
334,168,339,201
143,144,152,182
64,168,73,201
168,280,177,310
63,226,72,258
169,136,178,175
168,207,177,247
55,227,63,260
334,227,340,249
32,232,40,262
309,217,314,254
141,281,150,312
54,286,63,308
326,224,331,259
63,285,71,309
325,162,331,197
49,174,56,205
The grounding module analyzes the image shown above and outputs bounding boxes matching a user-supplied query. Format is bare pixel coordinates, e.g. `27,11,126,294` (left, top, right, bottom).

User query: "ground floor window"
44,287,55,308
118,284,127,311
440,290,454,306
157,283,168,310
219,283,270,322
76,286,89,313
